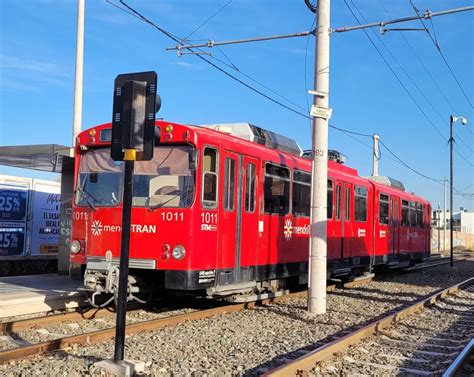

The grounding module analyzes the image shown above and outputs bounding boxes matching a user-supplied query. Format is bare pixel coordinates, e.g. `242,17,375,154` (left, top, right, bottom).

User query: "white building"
432,208,473,234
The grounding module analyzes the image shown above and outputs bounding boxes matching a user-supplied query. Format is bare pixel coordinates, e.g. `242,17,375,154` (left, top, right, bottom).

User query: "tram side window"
292,171,311,217
409,202,417,227
202,148,218,209
336,185,341,220
379,194,389,225
264,163,290,215
328,179,333,219
245,163,256,212
416,203,423,228
223,158,235,211
401,200,410,226
355,186,368,222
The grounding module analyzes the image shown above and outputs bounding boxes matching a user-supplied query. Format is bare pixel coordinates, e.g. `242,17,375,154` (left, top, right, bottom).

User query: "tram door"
389,197,400,255
334,181,353,264
342,182,353,262
219,152,259,286
238,156,259,283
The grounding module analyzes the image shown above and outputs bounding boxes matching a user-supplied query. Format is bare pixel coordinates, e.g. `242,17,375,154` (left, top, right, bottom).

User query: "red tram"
69,121,431,304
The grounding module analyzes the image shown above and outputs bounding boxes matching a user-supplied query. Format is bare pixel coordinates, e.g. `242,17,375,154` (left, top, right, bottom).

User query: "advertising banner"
0,182,29,256
30,182,61,255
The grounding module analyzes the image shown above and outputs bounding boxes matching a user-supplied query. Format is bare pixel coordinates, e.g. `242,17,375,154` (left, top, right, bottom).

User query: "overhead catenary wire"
410,0,474,109
111,1,308,115
112,0,451,189
110,0,370,138
344,0,451,142
343,0,451,146
377,0,474,155
351,0,473,159
114,1,313,120
379,139,444,183
181,0,233,42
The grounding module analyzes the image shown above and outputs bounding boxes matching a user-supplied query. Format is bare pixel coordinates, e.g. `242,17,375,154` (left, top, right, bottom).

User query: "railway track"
0,291,308,364
0,256,463,366
265,277,474,376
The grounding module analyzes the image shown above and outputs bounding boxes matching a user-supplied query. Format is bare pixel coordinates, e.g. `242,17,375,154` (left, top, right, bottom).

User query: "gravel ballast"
1,257,473,376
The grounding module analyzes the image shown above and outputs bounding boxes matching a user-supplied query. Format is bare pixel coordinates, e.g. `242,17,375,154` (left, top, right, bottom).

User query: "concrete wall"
431,230,474,252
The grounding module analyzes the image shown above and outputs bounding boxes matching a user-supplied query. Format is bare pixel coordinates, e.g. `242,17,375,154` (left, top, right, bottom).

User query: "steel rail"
0,257,453,336
0,308,117,336
0,303,149,336
0,291,307,364
442,339,474,377
264,277,474,376
1,257,463,364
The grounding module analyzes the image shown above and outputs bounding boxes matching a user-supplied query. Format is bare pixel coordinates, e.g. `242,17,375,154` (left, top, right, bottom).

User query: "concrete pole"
449,116,454,267
437,205,440,252
72,0,85,147
372,133,380,177
308,0,331,315
443,177,447,251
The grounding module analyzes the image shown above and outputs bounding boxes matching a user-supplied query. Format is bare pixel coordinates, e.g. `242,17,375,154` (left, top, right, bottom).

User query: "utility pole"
437,204,440,252
449,115,468,267
72,0,85,147
443,177,447,252
449,117,454,267
372,133,380,177
308,0,330,315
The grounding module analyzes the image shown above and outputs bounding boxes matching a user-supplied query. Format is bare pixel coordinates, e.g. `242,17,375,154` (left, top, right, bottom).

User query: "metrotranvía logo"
284,218,293,240
91,220,103,236
90,220,156,236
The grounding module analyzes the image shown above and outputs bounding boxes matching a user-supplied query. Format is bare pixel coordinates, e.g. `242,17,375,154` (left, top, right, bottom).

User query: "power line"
111,1,375,140
351,0,473,159
182,0,232,42
379,139,444,183
410,0,474,109
454,148,474,167
113,0,311,120
330,125,372,138
337,129,448,187
377,0,473,157
378,0,459,111
344,0,447,143
113,1,451,188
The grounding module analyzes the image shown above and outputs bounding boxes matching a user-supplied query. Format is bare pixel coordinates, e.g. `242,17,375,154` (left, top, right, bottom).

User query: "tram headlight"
171,245,186,260
70,240,81,254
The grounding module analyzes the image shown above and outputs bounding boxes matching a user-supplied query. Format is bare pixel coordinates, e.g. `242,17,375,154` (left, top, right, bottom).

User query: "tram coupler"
80,260,144,307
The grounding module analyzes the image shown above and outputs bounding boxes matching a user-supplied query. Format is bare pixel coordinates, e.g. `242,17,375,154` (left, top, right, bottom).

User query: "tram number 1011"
161,212,184,222
201,212,218,224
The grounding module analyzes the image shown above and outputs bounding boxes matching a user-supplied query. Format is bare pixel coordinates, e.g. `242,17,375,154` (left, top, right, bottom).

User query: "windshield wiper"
148,186,194,210
76,186,97,211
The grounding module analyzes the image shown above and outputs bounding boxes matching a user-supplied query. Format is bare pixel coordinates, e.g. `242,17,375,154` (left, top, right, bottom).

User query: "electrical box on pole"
111,71,158,162
110,71,158,364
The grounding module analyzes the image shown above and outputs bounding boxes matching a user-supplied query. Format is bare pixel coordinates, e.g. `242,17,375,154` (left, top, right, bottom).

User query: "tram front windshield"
75,145,195,208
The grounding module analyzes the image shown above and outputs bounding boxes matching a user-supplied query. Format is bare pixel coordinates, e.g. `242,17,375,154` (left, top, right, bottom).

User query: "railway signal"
111,71,158,365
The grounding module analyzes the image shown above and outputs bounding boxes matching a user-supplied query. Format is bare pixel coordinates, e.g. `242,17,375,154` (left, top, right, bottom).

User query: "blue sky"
0,0,472,210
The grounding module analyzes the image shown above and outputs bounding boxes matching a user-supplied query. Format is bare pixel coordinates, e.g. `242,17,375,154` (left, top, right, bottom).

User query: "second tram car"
70,121,431,304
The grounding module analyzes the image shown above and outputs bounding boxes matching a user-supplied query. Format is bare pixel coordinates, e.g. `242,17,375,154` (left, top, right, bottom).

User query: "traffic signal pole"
114,150,135,362
308,0,330,315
